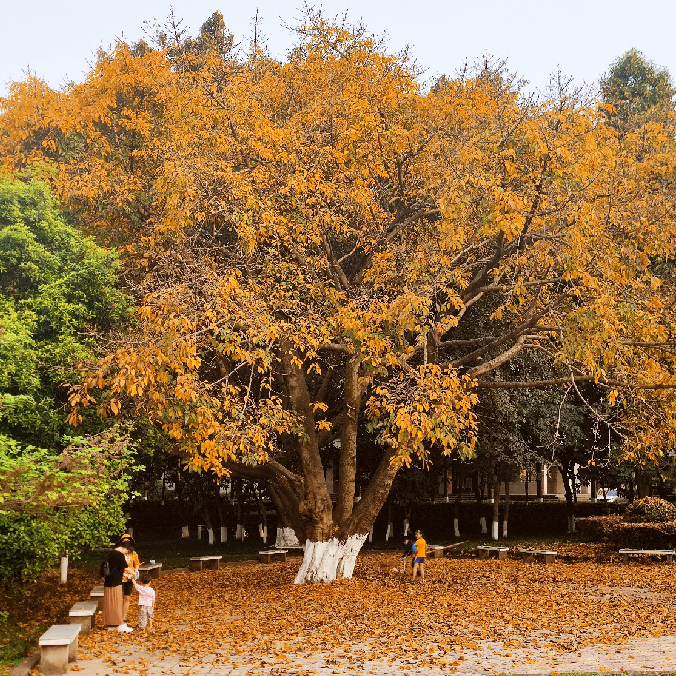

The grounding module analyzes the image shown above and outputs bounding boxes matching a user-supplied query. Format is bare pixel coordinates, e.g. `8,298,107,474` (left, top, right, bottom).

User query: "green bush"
624,497,676,523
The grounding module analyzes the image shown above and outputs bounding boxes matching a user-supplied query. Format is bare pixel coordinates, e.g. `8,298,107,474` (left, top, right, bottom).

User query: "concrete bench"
39,624,80,675
259,549,287,563
519,549,557,564
68,601,99,634
477,545,509,560
426,545,446,558
138,562,162,579
619,548,675,564
202,555,222,570
89,585,104,611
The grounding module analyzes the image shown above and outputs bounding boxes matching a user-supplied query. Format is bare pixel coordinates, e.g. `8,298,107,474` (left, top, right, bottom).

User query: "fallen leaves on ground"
78,547,676,674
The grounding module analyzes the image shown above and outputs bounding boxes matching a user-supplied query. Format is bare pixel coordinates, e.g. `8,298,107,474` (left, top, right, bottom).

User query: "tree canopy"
2,12,676,580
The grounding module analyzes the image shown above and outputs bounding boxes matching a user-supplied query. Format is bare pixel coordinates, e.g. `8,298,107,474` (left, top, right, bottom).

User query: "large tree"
2,14,676,582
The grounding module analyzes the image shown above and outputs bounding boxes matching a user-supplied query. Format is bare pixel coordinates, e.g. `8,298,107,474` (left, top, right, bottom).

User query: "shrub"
624,497,676,523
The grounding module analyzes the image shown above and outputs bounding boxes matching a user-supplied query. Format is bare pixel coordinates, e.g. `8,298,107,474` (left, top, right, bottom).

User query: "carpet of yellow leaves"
77,547,676,674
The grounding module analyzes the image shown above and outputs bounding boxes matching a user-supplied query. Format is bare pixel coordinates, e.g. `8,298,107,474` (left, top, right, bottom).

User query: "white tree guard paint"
386,522,393,541
197,525,204,540
479,516,487,534
453,518,460,538
294,534,368,584
220,526,228,543
502,520,508,538
208,528,214,545
181,525,189,538
275,527,300,548
568,515,576,534
236,524,245,540
368,526,373,543
59,554,68,585
492,520,499,541
403,519,410,536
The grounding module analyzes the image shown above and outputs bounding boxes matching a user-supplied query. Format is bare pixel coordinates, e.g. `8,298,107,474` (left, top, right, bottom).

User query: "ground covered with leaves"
70,545,676,675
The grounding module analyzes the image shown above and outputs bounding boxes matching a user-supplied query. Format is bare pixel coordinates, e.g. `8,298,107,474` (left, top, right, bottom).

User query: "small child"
134,574,156,631
401,538,414,573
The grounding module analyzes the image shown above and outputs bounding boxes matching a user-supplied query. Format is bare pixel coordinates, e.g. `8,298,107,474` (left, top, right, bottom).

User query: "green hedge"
577,516,676,548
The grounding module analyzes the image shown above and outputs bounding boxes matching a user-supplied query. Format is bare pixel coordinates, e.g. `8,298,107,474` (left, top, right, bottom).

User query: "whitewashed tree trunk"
368,526,373,542
263,526,268,543
453,518,460,538
220,526,228,543
294,534,367,584
275,527,300,548
502,520,508,538
198,525,204,540
236,523,245,540
492,520,499,541
59,553,68,585
479,516,488,535
403,519,409,536
385,522,393,541
208,527,214,545
568,514,576,533
181,525,189,538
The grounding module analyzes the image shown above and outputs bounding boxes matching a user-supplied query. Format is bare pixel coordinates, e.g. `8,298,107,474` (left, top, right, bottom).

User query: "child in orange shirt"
412,529,426,582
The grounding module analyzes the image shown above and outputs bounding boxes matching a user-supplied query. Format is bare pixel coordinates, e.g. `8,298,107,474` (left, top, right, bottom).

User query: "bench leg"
477,549,489,560
150,567,161,579
259,555,271,564
68,636,78,663
205,560,219,570
543,554,555,565
496,551,507,561
521,552,534,563
189,560,203,572
69,616,92,635
666,554,673,564
41,645,69,675
622,553,629,564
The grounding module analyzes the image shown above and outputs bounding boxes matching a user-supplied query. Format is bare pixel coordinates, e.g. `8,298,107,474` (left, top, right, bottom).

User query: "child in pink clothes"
134,574,156,630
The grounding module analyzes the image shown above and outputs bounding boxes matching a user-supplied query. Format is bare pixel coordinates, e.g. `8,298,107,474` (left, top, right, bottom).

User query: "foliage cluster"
624,496,676,523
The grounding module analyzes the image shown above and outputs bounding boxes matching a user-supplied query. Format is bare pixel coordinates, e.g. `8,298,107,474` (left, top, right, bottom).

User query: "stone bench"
619,548,675,564
138,562,162,579
426,545,446,558
39,624,80,675
477,545,509,560
259,549,287,563
68,601,99,634
89,585,104,611
519,549,557,564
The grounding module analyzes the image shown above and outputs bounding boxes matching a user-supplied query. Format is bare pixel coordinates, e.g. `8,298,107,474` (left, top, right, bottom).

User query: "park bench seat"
89,585,104,611
202,555,222,570
477,545,509,560
619,548,675,564
427,545,446,558
519,549,557,564
259,549,287,563
39,624,80,675
138,562,162,579
68,601,99,634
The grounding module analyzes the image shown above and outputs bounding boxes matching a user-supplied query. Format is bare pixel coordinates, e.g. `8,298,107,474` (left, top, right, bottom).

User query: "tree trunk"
636,466,651,498
536,462,543,502
175,470,190,538
492,477,500,541
453,472,461,538
386,499,393,541
473,471,487,535
203,504,214,545
294,534,367,583
502,480,510,539
235,480,246,540
215,493,228,543
560,463,576,534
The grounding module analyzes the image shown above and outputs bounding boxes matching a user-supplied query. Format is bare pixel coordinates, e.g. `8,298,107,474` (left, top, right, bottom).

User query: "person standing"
103,542,133,632
411,529,426,582
134,574,156,631
401,538,414,573
119,534,140,623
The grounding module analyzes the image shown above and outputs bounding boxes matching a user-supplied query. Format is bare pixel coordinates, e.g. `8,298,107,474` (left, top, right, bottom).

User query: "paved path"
71,633,676,674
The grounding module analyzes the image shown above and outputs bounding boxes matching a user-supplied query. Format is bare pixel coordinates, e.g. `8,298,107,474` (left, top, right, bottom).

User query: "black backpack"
100,559,110,577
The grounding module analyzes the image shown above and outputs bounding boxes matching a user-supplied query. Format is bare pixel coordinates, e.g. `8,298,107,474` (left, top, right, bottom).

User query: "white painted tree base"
208,528,214,545
275,527,300,548
453,518,460,538
59,555,68,585
502,520,508,538
236,524,245,540
294,534,367,584
479,516,487,535
220,526,227,543
492,520,499,541
181,525,189,538
403,519,410,537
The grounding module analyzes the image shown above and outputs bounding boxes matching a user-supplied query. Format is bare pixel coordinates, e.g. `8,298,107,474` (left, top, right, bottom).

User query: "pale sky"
1,1,675,98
